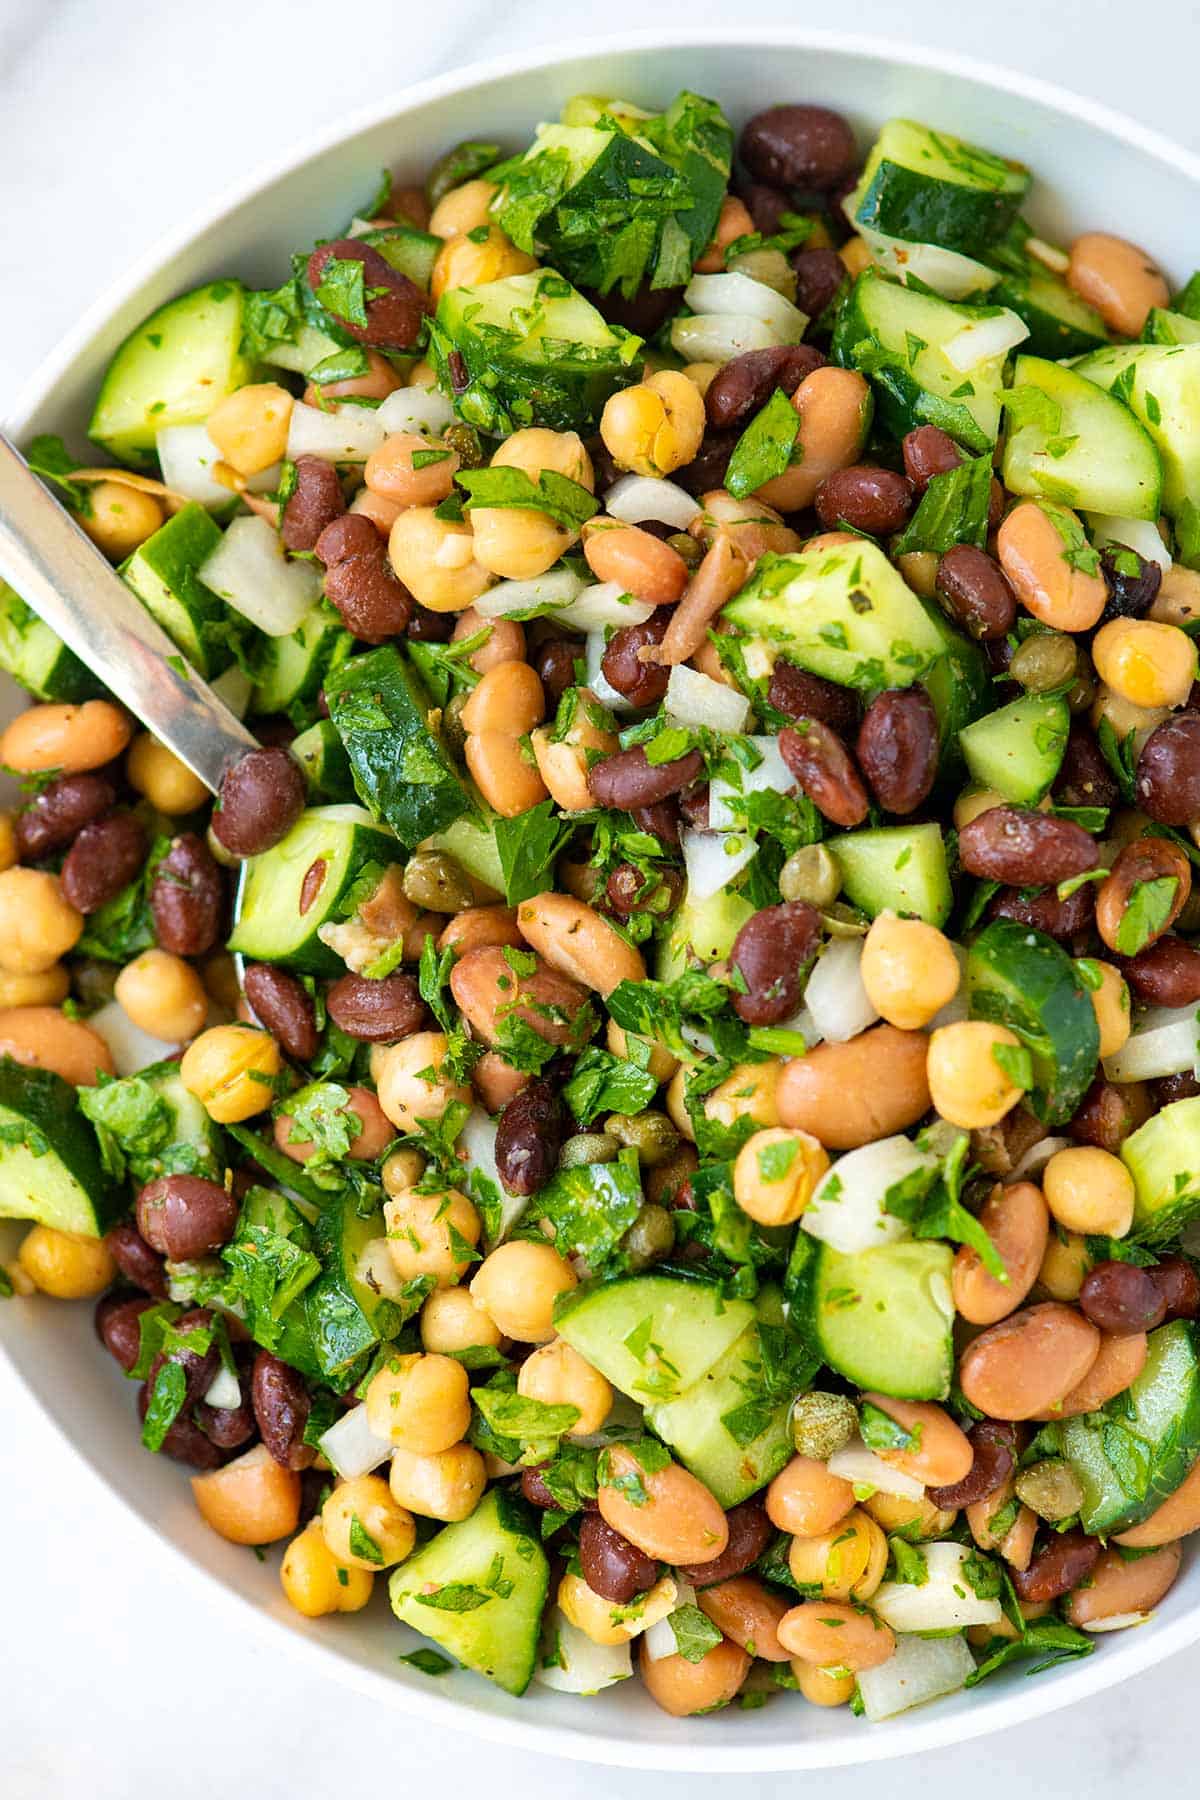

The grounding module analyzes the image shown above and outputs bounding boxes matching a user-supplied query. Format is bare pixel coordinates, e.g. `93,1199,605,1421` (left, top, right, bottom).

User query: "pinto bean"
1115,1456,1200,1547
953,1181,1049,1326
598,1447,728,1565
739,105,857,191
495,1079,564,1195
1012,1529,1100,1603
242,963,319,1061
776,1601,895,1673
697,1576,792,1661
676,1499,773,1586
325,971,424,1042
137,1174,239,1262
1041,1330,1148,1419
516,891,645,996
1067,1541,1182,1627
16,772,117,860
704,345,826,432
640,1637,751,1716
1120,935,1200,1007
61,813,146,913
935,545,1017,642
776,1025,931,1149
958,806,1100,885
449,945,593,1051
251,1349,316,1470
855,687,937,815
958,1303,1101,1420
578,1513,659,1603
729,900,821,1025
307,239,427,350
281,455,345,552
767,662,860,735
779,721,869,828
151,833,224,957
1095,836,1190,954
105,1219,168,1297
587,745,703,810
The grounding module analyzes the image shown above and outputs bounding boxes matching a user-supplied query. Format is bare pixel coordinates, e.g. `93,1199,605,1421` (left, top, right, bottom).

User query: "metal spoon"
0,433,257,792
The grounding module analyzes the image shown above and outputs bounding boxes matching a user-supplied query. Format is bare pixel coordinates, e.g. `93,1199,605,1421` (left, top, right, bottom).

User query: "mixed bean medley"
8,88,1200,1724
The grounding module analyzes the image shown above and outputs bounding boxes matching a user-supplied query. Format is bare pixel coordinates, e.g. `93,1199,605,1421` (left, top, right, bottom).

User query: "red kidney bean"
151,833,224,957
815,466,913,536
1012,1531,1101,1603
605,863,683,920
145,1306,221,1408
855,686,938,815
405,602,455,643
1120,936,1200,1007
677,784,710,832
958,806,1100,885
1148,1256,1200,1321
729,900,821,1025
321,523,413,643
61,812,146,913
677,1499,774,1586
902,426,962,491
578,1512,659,1604
105,1219,168,1297
281,455,345,553
212,747,306,859
325,970,425,1041
926,1419,1018,1509
1100,547,1161,622
520,1465,560,1511
16,771,117,860
676,428,738,497
705,345,826,431
580,281,683,341
791,248,846,321
739,105,857,191
242,963,319,1062
195,1345,257,1450
137,1382,226,1468
1068,1076,1144,1154
779,720,869,828
534,638,585,707
768,661,861,736
630,799,681,846
495,1079,565,1195
935,545,1017,642
602,613,671,707
95,1293,157,1371
1136,714,1200,825
1080,1262,1167,1335
588,746,704,811
735,180,791,234
989,879,1095,942
251,1349,316,1470
306,239,428,351
137,1174,239,1263
1054,723,1120,810
314,514,378,567
1155,1071,1200,1105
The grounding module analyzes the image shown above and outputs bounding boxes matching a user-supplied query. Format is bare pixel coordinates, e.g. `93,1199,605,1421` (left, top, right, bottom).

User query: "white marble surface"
3,0,1200,1793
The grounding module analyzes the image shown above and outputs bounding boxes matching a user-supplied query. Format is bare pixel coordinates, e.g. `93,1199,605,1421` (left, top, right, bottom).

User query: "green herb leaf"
892,453,993,556
670,1603,724,1663
1114,876,1179,956
457,466,599,532
724,390,802,501
493,800,577,905
562,1041,658,1126
399,1647,456,1675
314,256,371,328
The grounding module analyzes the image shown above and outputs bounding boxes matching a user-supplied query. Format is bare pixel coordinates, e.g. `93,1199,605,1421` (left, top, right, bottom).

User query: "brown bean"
314,513,378,567
251,1349,316,1470
676,430,738,497
935,545,1017,642
729,900,821,1025
60,812,146,913
953,1181,1049,1326
740,105,857,191
95,1293,157,1370
213,748,306,859
578,1513,659,1603
777,1601,895,1672
1042,1329,1148,1419
791,249,846,321
1067,1541,1182,1627
16,772,117,860
195,1345,257,1450
1148,1256,1200,1322
676,1499,773,1586
989,879,1095,942
697,1576,791,1661
1095,837,1190,955
151,833,224,957
495,1078,565,1195
633,799,682,845
322,532,414,641
1121,935,1200,1007
958,1303,1101,1420
1135,714,1200,825
927,1420,1018,1509
1079,1262,1167,1335
242,963,319,1062
902,427,963,491
855,687,937,816
815,466,913,536
1068,1075,1147,1154
776,1025,932,1149
1115,1456,1200,1547
449,945,593,1052
779,721,869,828
519,1465,562,1512
1156,1071,1200,1105
1054,723,1120,810
534,638,585,706
105,1219,168,1297
598,1448,728,1565
605,863,683,920
704,345,825,432
307,239,427,350
281,455,345,553
601,613,671,708
767,662,861,735
137,1173,239,1263
137,1378,225,1469
958,806,1100,885
1012,1529,1100,1603
588,745,703,810
325,971,424,1042
1100,546,1162,623
580,281,684,341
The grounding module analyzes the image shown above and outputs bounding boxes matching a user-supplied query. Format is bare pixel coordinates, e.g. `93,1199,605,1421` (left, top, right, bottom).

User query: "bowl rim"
6,25,1200,1770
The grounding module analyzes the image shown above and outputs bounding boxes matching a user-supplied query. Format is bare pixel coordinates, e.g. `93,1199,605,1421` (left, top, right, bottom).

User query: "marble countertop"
3,0,1199,1793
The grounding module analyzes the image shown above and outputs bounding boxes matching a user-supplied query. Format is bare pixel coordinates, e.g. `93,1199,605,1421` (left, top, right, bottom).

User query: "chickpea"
793,1661,856,1707
1150,562,1200,630
0,699,130,775
732,1126,829,1226
460,661,546,738
321,1474,416,1569
1091,617,1197,710
430,226,536,301
0,811,16,871
694,195,755,272
926,1020,1026,1130
469,429,594,580
0,869,83,975
191,1443,300,1544
1042,1145,1135,1238
862,1490,957,1541
703,1057,782,1133
766,1455,855,1539
206,382,293,477
420,1283,502,1355
757,368,872,512
364,431,459,511
383,1184,481,1288
80,480,164,560
388,507,493,612
126,731,209,814
471,1241,578,1343
996,502,1107,634
465,731,550,817
860,912,961,1031
389,1441,487,1521
1091,685,1170,760
17,1224,115,1298
600,370,706,477
428,177,498,239
179,1024,282,1122
518,1338,613,1437
1082,960,1131,1059
560,1570,679,1647
280,1520,373,1617
1068,232,1169,337
839,236,874,276
371,1031,472,1133
115,948,208,1043
451,609,525,675
607,1018,678,1085
1038,1227,1093,1302
365,1352,471,1454
0,965,69,1007
787,1507,888,1602
381,1145,426,1194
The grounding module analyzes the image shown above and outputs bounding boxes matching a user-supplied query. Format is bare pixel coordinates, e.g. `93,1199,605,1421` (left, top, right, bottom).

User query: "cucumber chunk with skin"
787,1235,956,1401
250,602,352,720
852,119,1029,258
1143,308,1200,346
1122,1097,1200,1244
657,888,756,980
229,805,397,973
78,1059,224,1185
305,1193,406,1379
291,720,355,803
121,503,233,677
0,1059,121,1235
1001,356,1162,520
555,1273,755,1404
389,1489,549,1694
959,690,1070,804
0,580,100,702
989,269,1109,359
359,224,441,291
1074,343,1200,523
828,823,953,926
966,918,1099,1125
1063,1321,1200,1534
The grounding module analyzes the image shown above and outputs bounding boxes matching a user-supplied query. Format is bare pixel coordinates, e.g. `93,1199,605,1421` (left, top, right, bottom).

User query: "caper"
70,957,118,1008
645,1143,699,1206
401,850,474,915
779,843,842,909
1066,649,1098,714
605,1110,681,1168
821,902,868,938
896,550,939,600
441,690,470,758
1010,631,1078,693
559,1131,620,1170
666,531,703,570
791,1390,858,1461
619,1202,676,1271
442,422,485,470
1014,1458,1084,1523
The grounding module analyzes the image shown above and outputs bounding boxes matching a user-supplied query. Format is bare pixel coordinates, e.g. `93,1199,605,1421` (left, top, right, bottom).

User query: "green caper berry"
441,690,470,758
666,531,703,570
619,1202,676,1271
1010,631,1078,693
604,1110,681,1168
401,850,474,915
791,1390,858,1461
820,902,868,939
1065,650,1097,714
442,422,485,470
559,1132,620,1170
779,843,842,909
71,957,118,1008
1013,1459,1085,1523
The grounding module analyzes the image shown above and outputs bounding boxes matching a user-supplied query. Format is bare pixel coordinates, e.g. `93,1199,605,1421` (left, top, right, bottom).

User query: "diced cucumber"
291,720,355,802
305,1194,404,1378
0,580,100,702
1074,344,1200,523
420,814,505,899
1063,1321,1200,1534
121,502,233,677
228,804,396,972
966,918,1099,1125
250,602,352,720
359,224,441,291
554,1273,755,1404
829,823,952,926
958,690,1070,804
77,1059,224,1185
989,269,1108,359
852,119,1029,257
1122,1097,1200,1244
0,1059,121,1235
657,888,756,980
260,322,344,377
389,1489,549,1695
1143,308,1200,346
89,281,253,468
787,1235,955,1401
1001,357,1162,520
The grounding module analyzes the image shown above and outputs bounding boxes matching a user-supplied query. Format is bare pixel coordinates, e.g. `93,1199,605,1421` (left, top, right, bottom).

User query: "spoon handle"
0,434,257,794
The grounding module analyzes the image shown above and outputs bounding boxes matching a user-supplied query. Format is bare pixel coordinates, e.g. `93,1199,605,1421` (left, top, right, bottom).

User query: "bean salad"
5,87,1200,1723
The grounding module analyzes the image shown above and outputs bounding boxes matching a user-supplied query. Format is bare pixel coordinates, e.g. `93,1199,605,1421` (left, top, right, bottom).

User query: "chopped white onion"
1080,1610,1154,1633
682,828,758,901
156,426,232,507
643,1583,698,1662
708,736,794,832
872,1542,1004,1633
459,1105,525,1244
202,1365,243,1411
585,630,635,715
552,582,655,632
665,664,751,734
88,1001,179,1075
286,399,387,463
472,568,585,620
803,1134,934,1255
928,944,970,1029
943,309,1029,372
827,1434,925,1500
856,224,1000,301
856,1632,975,1722
1086,513,1172,573
1026,236,1071,275
377,384,456,438
199,515,323,636
318,1404,391,1479
1008,1135,1071,1183
671,314,785,363
534,1614,632,1694
604,474,701,530
1105,1004,1200,1083
803,937,880,1044
684,271,807,340
781,1003,821,1050
210,663,253,718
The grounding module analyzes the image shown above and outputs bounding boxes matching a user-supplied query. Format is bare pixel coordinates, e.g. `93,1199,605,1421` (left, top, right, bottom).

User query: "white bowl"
5,27,1200,1772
